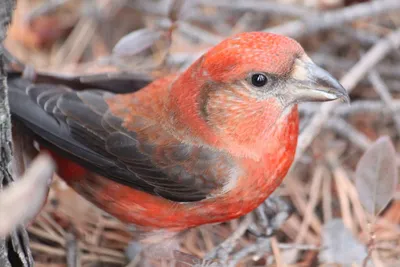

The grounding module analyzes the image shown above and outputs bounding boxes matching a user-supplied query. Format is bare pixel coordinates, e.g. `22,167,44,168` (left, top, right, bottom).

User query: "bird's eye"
251,73,268,87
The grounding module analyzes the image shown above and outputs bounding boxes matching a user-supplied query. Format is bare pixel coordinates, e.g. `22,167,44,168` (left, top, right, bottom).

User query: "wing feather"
9,79,238,202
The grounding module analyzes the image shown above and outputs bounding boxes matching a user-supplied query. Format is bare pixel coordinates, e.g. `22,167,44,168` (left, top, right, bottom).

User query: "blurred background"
4,0,400,266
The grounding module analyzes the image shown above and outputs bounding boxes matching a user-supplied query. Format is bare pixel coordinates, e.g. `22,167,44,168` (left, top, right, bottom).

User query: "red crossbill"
9,32,348,232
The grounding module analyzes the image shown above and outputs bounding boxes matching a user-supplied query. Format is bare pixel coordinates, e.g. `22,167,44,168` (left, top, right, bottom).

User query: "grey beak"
289,60,350,104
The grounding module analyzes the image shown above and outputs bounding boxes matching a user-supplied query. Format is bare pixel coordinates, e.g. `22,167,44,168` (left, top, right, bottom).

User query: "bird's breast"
59,107,299,231
190,105,299,222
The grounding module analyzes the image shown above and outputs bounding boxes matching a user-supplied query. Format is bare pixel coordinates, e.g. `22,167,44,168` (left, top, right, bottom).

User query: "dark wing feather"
9,78,236,202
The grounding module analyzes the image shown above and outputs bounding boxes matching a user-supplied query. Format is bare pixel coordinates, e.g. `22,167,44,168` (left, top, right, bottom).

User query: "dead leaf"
113,28,164,57
355,136,398,216
111,27,173,71
319,219,368,266
0,153,55,238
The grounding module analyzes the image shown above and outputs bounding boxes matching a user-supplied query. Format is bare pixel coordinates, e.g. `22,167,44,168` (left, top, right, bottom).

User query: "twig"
336,170,369,237
52,17,97,68
25,0,68,23
278,243,321,251
129,0,170,16
340,28,381,45
80,254,126,265
294,27,400,165
266,0,400,38
325,117,372,151
281,215,319,245
66,232,80,267
178,22,224,45
80,245,125,259
40,212,67,238
312,53,400,78
125,254,141,267
327,154,354,232
371,250,385,267
30,242,66,256
286,178,322,237
368,70,400,133
322,171,333,223
230,12,264,35
300,100,400,117
205,215,252,262
295,166,324,244
28,226,65,246
198,0,311,18
33,213,63,241
228,238,270,267
271,237,285,267
199,228,215,252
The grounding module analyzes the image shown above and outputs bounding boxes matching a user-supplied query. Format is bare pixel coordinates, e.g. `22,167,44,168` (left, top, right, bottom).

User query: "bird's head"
168,32,348,157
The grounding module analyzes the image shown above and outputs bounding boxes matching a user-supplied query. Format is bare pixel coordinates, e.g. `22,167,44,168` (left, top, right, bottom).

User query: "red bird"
8,32,347,232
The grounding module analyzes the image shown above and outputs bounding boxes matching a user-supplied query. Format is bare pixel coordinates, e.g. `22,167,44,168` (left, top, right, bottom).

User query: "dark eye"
251,73,268,87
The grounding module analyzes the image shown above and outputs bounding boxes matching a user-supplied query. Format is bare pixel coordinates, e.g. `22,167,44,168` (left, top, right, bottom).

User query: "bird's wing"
9,78,236,202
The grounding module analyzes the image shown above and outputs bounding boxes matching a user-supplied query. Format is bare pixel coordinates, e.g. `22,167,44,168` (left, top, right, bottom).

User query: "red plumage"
9,32,348,232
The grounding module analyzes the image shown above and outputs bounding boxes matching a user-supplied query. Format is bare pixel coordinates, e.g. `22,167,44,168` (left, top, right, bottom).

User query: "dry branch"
295,27,400,163
198,0,310,17
368,70,400,133
267,0,400,38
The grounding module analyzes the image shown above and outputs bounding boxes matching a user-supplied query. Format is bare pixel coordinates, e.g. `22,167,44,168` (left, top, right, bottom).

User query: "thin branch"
198,0,311,18
228,238,270,267
312,53,400,78
368,70,400,133
178,22,224,45
294,27,400,164
25,0,69,23
278,243,321,251
325,117,372,151
300,100,400,117
328,153,354,232
66,232,80,267
266,0,400,38
205,215,252,262
294,166,324,244
271,237,285,267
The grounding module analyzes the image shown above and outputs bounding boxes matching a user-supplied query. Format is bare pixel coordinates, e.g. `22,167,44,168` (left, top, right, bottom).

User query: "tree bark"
0,0,34,266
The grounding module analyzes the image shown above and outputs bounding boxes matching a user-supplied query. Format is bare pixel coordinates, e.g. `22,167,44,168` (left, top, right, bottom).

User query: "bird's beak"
288,57,349,104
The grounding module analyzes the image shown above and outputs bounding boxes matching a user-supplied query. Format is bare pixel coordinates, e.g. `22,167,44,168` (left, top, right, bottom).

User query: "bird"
8,31,348,233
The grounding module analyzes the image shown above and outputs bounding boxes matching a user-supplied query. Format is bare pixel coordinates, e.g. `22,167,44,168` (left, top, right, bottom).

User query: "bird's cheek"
260,97,286,115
